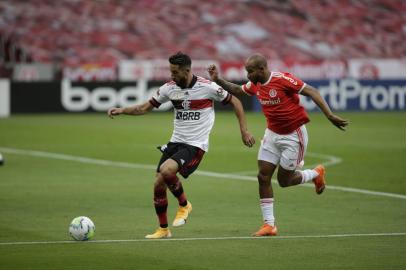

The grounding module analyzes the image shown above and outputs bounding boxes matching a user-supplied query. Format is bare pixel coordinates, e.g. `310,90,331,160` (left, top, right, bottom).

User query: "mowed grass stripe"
1,146,406,200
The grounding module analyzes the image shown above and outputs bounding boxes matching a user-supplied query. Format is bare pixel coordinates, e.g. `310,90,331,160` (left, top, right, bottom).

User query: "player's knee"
154,184,166,198
257,172,271,186
159,166,177,179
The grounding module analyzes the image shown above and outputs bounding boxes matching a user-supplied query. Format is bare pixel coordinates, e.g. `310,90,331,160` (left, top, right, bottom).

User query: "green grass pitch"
0,111,405,270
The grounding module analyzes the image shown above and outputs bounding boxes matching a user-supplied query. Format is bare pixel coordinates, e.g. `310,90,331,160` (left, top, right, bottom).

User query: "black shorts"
156,142,205,178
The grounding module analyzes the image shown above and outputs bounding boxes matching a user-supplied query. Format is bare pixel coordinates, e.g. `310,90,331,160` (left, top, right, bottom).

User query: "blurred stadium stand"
1,0,405,65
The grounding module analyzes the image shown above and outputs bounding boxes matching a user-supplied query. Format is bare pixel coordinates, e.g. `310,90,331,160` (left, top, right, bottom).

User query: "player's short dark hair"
169,51,191,69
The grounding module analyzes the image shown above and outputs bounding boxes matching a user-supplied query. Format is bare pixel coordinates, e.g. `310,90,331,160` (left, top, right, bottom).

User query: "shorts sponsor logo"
160,144,168,151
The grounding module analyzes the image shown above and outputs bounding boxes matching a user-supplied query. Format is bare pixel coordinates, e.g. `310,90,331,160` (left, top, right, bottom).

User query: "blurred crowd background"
0,0,405,80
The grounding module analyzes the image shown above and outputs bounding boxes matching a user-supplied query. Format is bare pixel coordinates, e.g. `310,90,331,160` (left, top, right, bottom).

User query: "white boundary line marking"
1,232,405,246
1,147,406,200
234,152,342,175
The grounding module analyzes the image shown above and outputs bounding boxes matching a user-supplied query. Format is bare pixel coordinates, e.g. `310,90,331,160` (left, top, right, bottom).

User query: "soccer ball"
69,216,95,241
0,153,4,165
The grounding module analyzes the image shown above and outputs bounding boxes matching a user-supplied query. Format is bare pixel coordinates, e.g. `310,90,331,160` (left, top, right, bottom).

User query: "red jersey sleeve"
241,81,256,96
279,72,306,93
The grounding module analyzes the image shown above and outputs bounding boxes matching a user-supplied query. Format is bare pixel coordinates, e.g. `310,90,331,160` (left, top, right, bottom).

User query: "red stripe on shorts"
296,127,304,165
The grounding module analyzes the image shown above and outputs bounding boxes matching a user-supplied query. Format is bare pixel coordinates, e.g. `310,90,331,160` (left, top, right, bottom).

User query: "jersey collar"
262,73,272,86
256,73,272,87
183,75,197,89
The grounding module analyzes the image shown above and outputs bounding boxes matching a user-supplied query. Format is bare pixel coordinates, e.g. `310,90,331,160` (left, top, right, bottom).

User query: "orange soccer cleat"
313,165,326,194
252,224,278,237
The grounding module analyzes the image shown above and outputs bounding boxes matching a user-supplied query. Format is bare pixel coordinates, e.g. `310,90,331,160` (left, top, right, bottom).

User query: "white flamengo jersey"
149,75,232,152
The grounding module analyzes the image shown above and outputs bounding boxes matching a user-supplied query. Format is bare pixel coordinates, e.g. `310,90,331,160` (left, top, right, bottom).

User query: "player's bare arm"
108,101,154,118
229,95,256,147
301,85,349,131
207,65,246,96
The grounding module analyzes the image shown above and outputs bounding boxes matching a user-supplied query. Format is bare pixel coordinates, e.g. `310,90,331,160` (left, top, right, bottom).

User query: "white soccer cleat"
172,201,192,227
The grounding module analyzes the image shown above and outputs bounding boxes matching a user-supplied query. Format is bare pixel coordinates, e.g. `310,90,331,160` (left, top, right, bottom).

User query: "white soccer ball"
69,216,95,241
0,153,4,165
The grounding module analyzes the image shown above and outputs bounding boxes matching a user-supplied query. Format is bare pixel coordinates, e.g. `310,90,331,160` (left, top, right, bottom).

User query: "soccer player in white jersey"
108,52,255,239
208,54,348,236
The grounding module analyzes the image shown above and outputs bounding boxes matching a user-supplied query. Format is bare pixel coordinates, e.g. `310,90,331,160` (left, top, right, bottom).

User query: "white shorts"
258,125,308,170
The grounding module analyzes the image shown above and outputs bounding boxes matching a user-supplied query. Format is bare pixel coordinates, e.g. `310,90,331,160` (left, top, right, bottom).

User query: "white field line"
234,152,342,175
0,232,405,246
1,147,406,200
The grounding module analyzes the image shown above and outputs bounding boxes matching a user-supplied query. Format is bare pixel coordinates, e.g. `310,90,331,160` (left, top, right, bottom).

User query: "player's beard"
175,77,188,88
248,74,259,84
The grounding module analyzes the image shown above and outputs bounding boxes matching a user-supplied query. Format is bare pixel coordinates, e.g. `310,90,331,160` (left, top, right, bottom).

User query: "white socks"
259,170,320,226
260,198,275,226
299,169,319,184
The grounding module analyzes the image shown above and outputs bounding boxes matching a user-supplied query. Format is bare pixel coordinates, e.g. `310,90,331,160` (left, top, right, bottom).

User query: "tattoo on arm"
216,78,243,96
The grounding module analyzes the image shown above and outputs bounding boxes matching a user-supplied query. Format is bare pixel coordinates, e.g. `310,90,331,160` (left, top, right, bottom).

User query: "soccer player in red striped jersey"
208,54,348,236
108,52,255,239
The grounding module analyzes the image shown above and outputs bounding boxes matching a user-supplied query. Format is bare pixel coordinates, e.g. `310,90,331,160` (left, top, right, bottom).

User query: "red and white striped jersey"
149,75,231,151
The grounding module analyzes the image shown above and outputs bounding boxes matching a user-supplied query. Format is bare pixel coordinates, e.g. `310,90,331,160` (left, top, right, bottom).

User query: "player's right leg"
145,173,172,239
253,159,278,237
252,130,280,236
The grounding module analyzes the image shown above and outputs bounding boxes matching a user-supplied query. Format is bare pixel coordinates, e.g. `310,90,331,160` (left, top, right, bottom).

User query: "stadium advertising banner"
348,59,406,79
63,62,117,81
4,79,406,114
300,79,406,111
119,59,219,81
12,63,55,81
0,79,10,117
221,60,347,81
8,80,253,113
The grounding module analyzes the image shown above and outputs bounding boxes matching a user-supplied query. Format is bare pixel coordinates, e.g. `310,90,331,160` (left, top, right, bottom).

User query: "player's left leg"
160,159,187,206
166,145,205,227
277,125,326,193
159,158,193,227
277,164,326,194
276,166,303,187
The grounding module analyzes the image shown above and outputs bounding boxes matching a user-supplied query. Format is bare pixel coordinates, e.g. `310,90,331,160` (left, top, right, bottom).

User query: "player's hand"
242,131,256,147
328,114,349,131
107,107,123,119
207,64,219,81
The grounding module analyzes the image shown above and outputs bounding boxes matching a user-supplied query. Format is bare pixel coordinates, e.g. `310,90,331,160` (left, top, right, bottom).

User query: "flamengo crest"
182,100,191,110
